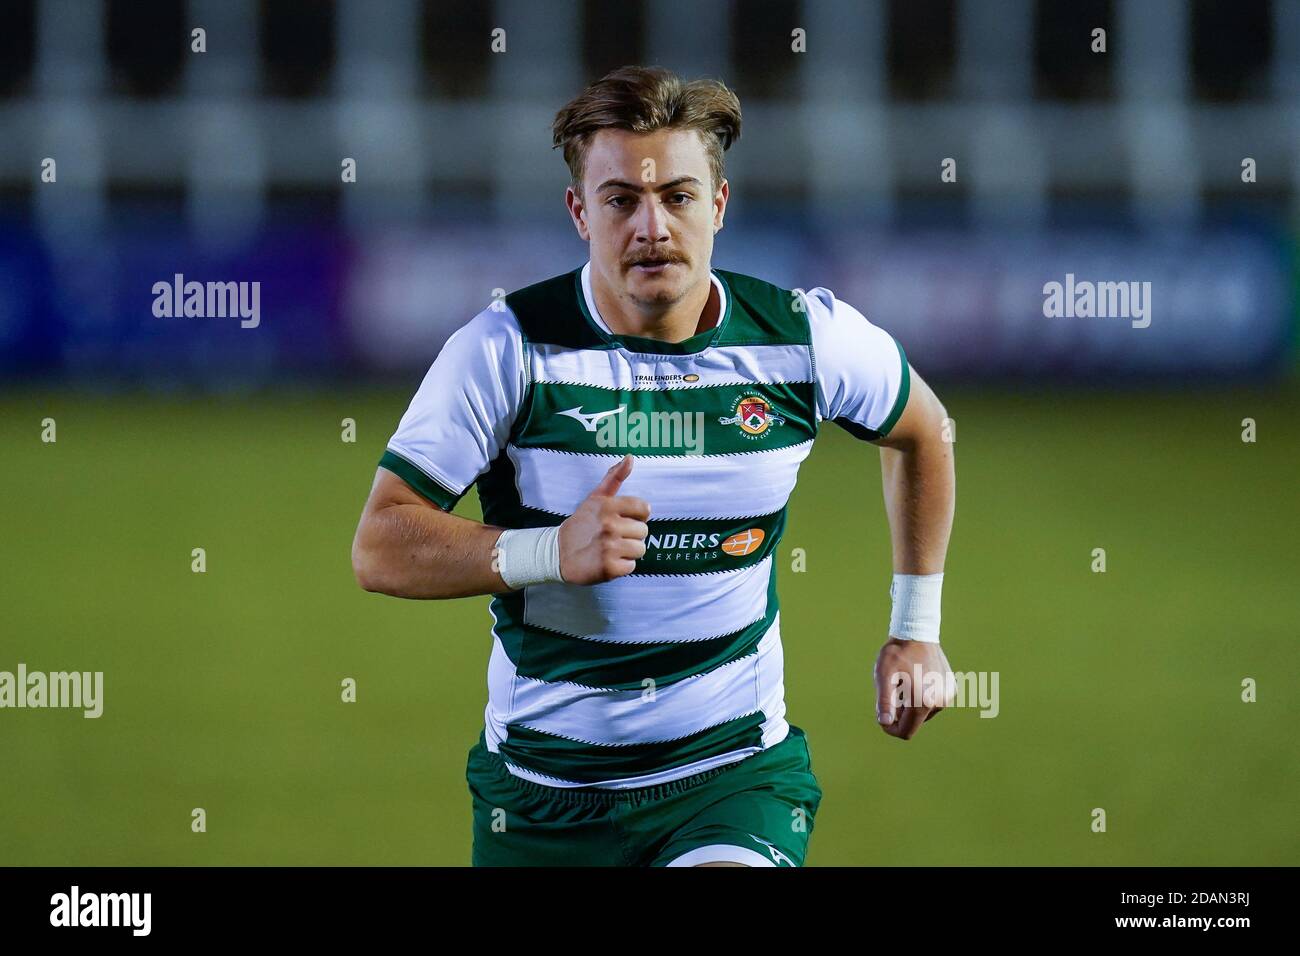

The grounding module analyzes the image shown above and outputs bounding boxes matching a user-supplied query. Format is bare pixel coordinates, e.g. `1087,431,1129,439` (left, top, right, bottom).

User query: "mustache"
626,253,686,267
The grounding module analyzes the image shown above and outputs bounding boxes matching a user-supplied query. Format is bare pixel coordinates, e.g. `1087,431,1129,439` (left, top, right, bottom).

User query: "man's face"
566,127,728,310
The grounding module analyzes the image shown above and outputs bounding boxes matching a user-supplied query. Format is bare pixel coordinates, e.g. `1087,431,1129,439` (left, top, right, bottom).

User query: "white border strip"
502,747,757,791
509,442,812,520
666,844,778,867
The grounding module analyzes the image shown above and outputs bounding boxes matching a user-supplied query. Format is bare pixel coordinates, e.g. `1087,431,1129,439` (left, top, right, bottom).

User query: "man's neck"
592,269,719,343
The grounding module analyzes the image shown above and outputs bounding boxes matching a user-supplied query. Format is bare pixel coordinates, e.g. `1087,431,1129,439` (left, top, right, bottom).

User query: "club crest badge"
719,395,786,437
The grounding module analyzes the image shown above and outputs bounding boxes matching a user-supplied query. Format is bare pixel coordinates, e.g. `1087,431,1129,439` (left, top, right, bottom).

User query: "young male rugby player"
352,65,956,867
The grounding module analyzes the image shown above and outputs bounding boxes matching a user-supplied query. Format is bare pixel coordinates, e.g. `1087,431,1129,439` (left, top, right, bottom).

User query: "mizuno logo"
748,834,794,867
557,405,626,432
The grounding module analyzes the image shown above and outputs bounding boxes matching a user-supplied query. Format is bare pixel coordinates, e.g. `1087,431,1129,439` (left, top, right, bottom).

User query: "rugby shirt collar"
578,259,732,355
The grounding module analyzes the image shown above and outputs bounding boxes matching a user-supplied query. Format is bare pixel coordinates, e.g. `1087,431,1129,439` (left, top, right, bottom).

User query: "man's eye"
670,194,693,204
608,196,632,208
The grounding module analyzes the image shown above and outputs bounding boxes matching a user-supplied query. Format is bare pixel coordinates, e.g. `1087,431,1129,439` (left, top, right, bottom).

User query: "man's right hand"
558,454,651,585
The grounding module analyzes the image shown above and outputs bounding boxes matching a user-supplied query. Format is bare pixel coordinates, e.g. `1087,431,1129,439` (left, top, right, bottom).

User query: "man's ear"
565,186,591,241
713,178,729,233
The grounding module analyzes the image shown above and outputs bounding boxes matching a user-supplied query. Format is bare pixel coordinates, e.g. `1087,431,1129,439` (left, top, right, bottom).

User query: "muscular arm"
351,468,508,599
873,367,955,574
351,456,650,601
802,287,956,737
870,367,957,740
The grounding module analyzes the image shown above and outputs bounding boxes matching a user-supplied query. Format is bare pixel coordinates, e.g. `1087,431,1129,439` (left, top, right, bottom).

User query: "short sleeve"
379,304,527,509
803,286,910,441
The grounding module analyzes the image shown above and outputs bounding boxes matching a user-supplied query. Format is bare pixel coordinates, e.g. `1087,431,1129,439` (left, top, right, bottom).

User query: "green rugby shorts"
467,724,823,866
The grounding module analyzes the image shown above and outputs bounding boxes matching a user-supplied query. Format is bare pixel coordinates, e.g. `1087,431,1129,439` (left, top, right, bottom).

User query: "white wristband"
889,572,943,643
495,526,565,589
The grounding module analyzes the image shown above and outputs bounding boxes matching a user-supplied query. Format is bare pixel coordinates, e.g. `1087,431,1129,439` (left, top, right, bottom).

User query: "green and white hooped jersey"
380,260,909,789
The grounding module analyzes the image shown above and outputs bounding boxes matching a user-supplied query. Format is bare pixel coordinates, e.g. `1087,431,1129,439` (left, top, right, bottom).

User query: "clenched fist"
873,638,955,740
558,454,651,585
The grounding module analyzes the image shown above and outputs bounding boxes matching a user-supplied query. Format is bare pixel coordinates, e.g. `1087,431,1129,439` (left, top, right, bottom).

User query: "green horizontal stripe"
517,380,816,456
500,711,768,785
479,505,785,574
636,509,785,575
491,591,775,689
378,450,462,510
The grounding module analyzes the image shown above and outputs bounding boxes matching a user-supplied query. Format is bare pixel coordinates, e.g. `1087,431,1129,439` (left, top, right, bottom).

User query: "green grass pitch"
2,383,1296,865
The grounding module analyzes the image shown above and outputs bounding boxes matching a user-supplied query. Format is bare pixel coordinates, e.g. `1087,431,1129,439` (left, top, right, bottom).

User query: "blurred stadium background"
1,0,1296,866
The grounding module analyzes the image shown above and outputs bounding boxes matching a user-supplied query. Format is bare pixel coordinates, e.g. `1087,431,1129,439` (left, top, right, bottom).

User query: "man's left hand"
873,638,954,740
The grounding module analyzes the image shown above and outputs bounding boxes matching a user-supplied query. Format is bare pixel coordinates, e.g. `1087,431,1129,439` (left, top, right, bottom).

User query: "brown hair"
552,65,742,198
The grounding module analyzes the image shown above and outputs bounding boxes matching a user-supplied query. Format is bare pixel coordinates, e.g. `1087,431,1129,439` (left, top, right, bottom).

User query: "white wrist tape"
495,526,564,589
889,572,943,643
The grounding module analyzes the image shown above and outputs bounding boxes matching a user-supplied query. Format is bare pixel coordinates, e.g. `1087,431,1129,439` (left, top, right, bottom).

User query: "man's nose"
633,196,671,242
